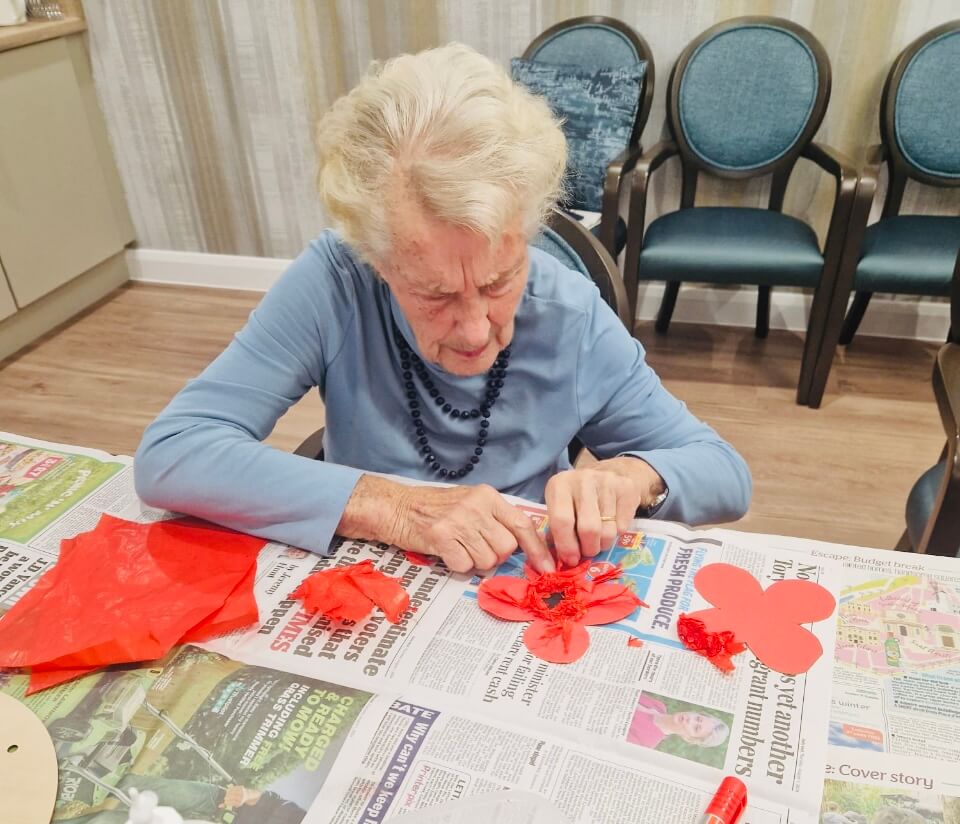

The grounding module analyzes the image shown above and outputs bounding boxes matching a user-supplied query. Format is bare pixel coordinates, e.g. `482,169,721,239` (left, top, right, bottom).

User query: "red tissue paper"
478,561,645,664
291,560,410,624
682,563,837,676
677,614,746,673
404,551,433,567
0,514,265,694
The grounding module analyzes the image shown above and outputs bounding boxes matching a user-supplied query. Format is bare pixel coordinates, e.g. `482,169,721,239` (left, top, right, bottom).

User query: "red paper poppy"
478,562,645,664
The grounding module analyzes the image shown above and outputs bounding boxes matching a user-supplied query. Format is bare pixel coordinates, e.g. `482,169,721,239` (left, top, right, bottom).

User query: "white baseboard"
127,248,293,292
127,248,951,343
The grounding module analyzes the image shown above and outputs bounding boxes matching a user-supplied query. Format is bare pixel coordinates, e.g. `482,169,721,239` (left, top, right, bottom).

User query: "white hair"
695,716,730,749
315,43,567,262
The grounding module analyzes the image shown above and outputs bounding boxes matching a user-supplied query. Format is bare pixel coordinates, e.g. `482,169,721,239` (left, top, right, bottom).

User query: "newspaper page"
0,644,376,822
710,528,960,764
820,749,960,823
202,510,841,823
709,527,960,824
302,693,794,824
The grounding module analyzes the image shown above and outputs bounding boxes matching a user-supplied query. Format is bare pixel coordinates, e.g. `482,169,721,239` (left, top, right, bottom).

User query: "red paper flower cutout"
684,563,837,676
291,560,410,624
478,562,645,664
677,614,746,673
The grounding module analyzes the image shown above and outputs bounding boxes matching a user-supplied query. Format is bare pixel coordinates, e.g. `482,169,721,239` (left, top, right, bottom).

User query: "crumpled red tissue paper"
0,514,265,694
291,560,410,624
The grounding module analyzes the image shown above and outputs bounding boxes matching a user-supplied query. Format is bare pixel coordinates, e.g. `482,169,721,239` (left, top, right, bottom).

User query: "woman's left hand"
544,457,665,567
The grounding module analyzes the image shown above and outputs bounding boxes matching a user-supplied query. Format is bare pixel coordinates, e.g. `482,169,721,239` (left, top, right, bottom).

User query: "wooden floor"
0,282,944,550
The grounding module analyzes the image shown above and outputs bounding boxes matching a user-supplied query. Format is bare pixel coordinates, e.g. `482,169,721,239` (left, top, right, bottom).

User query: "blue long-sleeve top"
135,231,751,554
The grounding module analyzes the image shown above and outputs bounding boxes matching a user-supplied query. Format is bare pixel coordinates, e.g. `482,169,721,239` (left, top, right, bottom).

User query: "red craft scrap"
681,563,837,676
291,560,410,624
403,551,433,567
478,561,645,664
677,614,746,673
0,514,265,694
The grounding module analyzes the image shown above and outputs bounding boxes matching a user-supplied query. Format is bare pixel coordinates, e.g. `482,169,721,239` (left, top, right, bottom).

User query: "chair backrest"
879,20,960,216
532,209,631,330
522,16,655,148
667,16,830,207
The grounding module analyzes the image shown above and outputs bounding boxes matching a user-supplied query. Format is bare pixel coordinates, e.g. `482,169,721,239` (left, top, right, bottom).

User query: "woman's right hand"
339,475,554,574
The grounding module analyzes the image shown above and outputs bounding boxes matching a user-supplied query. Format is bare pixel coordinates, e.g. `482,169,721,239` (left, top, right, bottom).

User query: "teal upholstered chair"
295,209,628,463
622,17,857,406
513,16,655,257
805,21,960,408
898,251,960,557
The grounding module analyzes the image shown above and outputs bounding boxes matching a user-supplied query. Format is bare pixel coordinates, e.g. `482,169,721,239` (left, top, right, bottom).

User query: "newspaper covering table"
1,431,957,823
710,528,960,822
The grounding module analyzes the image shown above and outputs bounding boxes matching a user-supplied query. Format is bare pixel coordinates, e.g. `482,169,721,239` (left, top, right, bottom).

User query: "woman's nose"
456,299,491,347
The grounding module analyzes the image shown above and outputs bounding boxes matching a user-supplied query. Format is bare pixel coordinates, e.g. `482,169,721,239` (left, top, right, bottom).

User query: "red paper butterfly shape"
684,563,836,676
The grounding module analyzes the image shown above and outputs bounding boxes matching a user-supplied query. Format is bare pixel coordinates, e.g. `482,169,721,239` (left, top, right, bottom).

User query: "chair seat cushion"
510,58,644,212
906,461,945,550
638,207,823,286
855,215,960,295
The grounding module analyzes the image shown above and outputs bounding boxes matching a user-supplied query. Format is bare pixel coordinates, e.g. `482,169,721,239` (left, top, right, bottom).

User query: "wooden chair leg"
838,292,872,345
756,286,771,339
655,282,681,334
894,528,913,552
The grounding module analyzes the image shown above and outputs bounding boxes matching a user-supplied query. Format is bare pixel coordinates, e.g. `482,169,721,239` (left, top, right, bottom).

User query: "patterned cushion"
511,58,644,211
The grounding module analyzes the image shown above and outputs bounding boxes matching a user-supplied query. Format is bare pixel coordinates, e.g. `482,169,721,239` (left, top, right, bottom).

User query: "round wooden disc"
0,692,58,824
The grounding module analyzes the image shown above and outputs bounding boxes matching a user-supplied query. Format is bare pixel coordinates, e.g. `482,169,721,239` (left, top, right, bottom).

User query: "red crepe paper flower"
291,560,410,624
478,562,645,664
677,614,746,673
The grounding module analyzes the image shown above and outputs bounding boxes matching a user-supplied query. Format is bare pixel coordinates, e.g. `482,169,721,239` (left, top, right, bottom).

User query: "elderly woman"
134,44,750,575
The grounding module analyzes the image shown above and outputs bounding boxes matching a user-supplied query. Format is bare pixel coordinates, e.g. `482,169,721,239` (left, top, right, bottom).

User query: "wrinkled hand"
545,458,664,567
392,483,554,574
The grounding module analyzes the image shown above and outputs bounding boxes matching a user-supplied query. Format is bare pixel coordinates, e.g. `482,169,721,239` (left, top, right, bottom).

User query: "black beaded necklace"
393,321,510,479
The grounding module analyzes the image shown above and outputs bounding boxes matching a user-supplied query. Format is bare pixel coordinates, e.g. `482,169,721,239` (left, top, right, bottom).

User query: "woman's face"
676,711,717,743
378,208,529,377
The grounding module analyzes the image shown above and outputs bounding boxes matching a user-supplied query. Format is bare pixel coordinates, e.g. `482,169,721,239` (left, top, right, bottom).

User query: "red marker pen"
702,776,747,824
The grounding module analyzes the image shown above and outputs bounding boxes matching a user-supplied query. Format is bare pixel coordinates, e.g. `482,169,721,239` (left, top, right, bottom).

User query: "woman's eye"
484,281,511,296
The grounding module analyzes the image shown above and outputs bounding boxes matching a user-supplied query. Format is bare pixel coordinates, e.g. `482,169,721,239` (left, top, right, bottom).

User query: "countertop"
0,15,86,54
